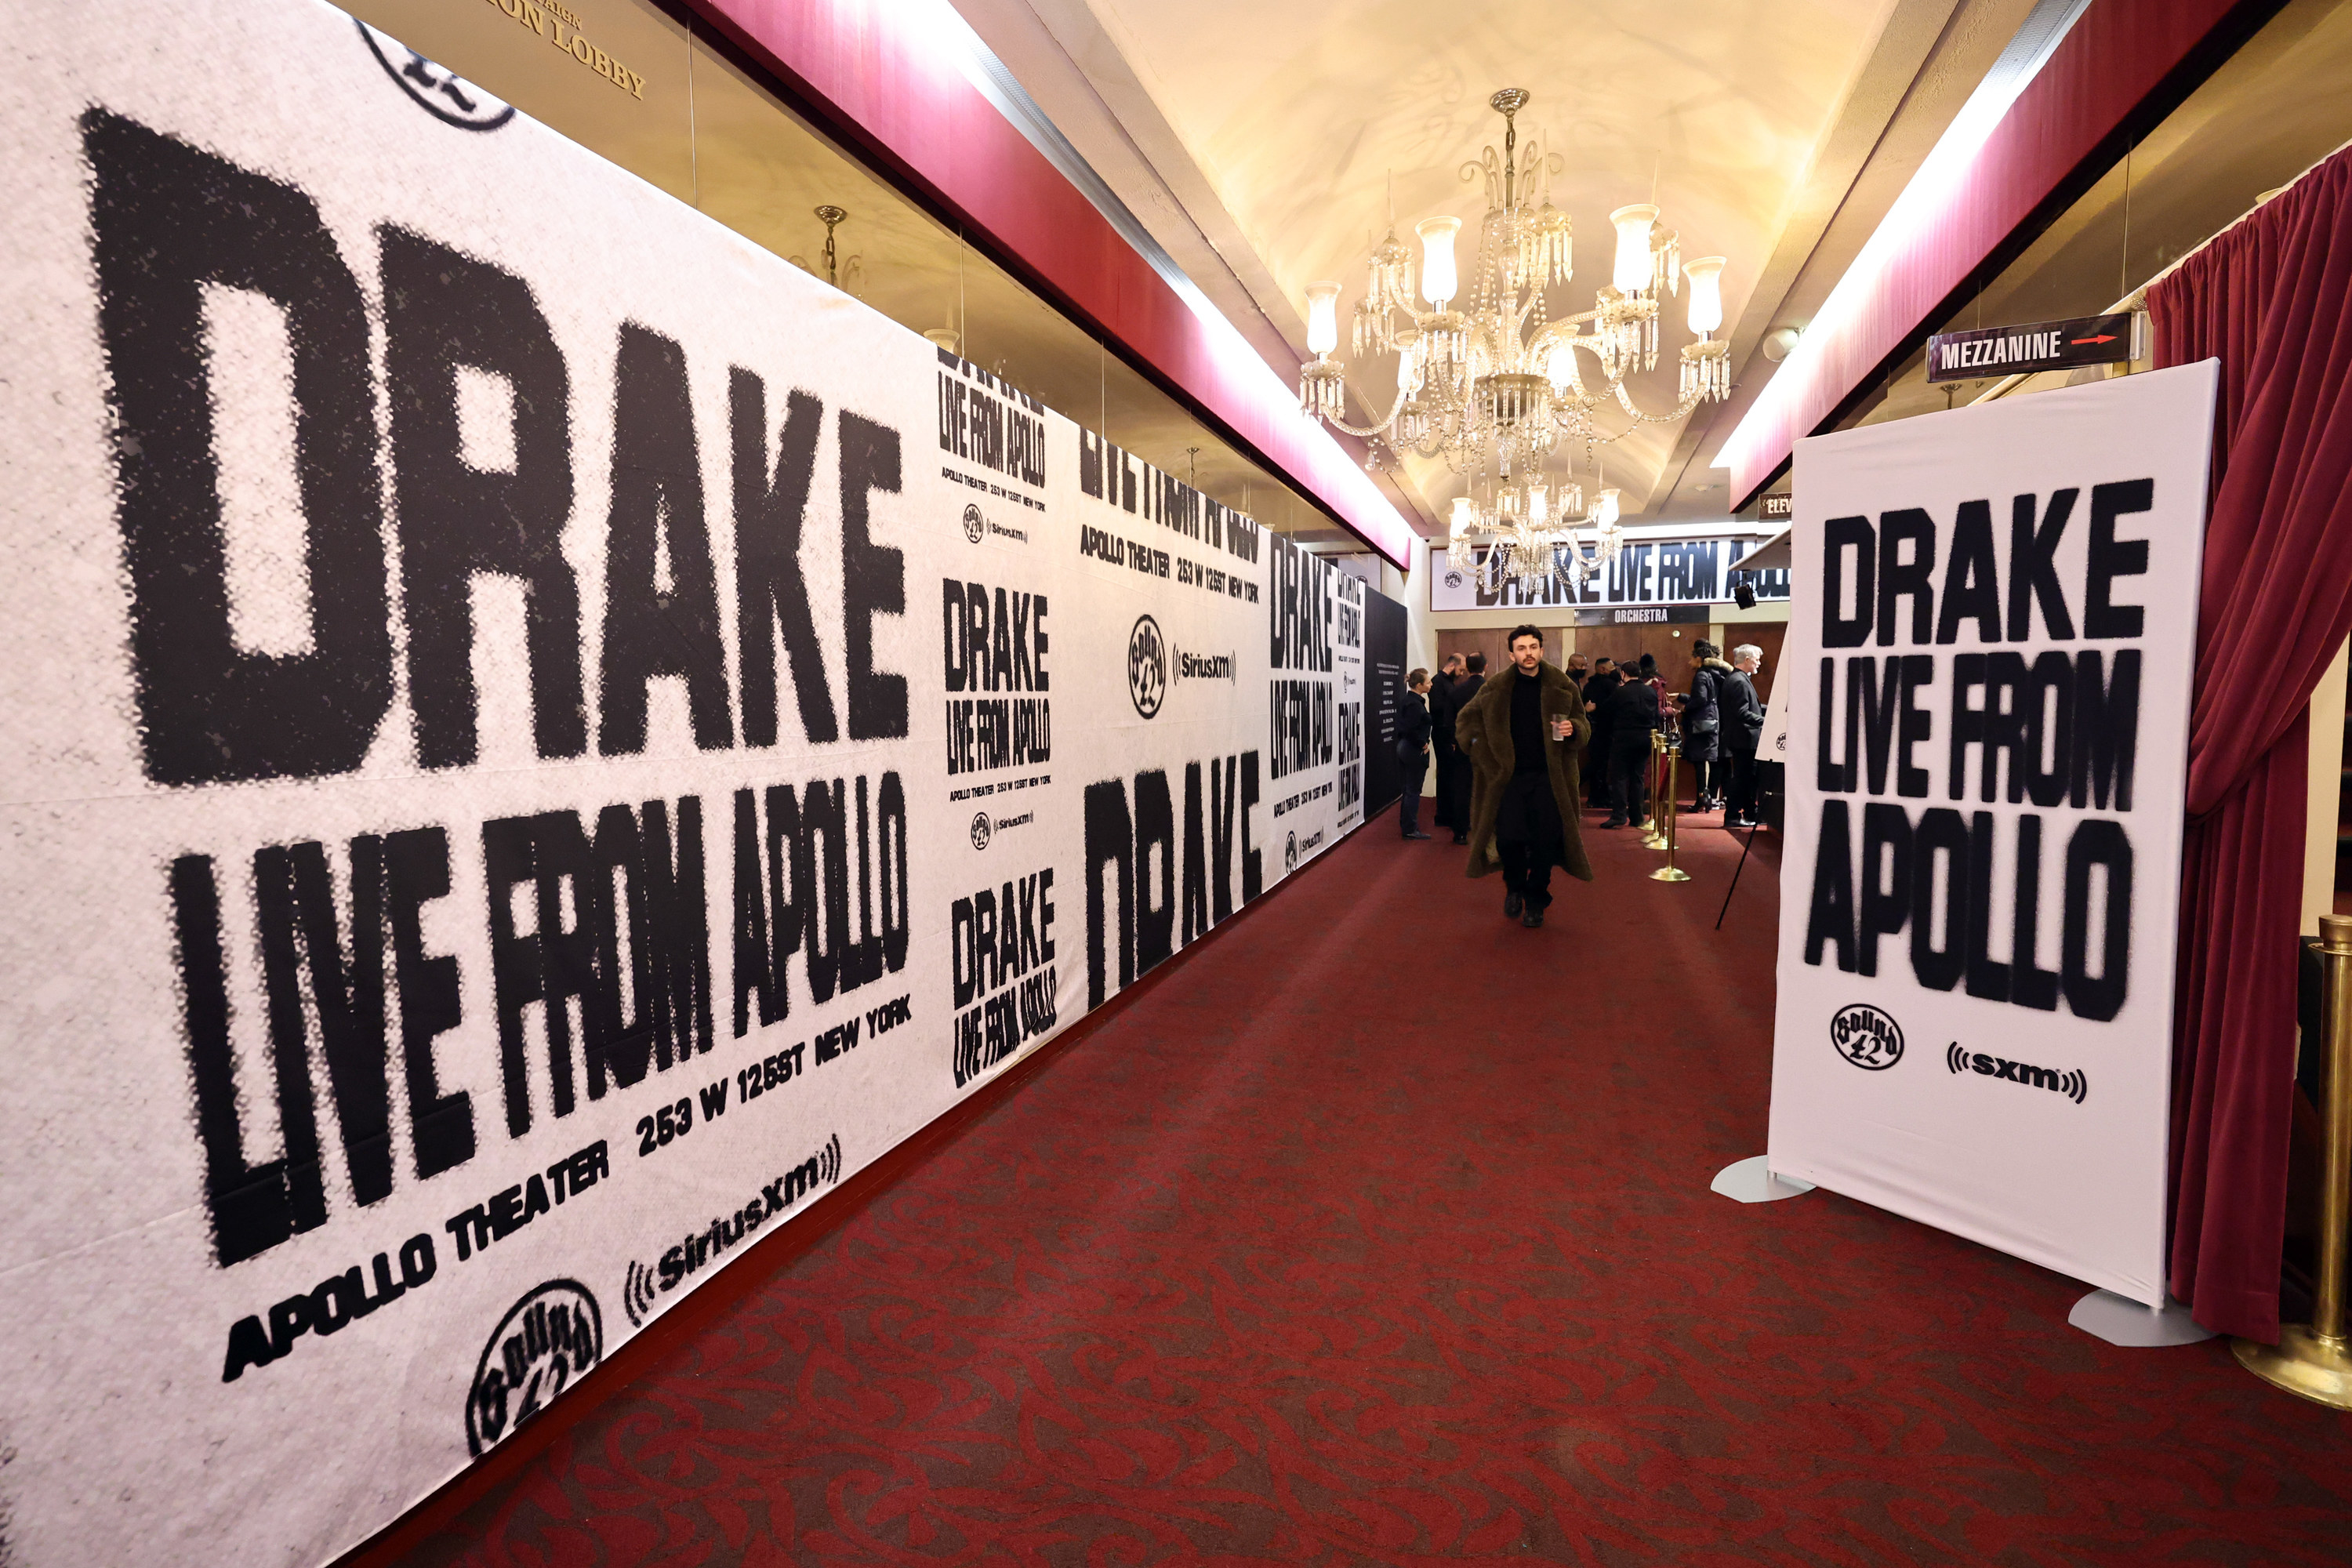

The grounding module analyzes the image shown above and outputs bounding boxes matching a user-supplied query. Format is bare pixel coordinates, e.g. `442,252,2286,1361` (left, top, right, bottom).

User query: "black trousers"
1587,725,1614,805
1686,753,1716,807
1607,737,1652,823
1497,838,1553,909
1399,749,1429,834
1497,772,1562,910
1724,750,1759,822
1436,746,1471,833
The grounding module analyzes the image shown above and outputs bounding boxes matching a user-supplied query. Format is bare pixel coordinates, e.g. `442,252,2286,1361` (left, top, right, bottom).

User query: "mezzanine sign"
1926,313,2139,385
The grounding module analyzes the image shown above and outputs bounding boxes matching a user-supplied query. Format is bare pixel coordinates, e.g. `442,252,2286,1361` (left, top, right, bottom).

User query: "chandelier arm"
1321,376,1418,440
1536,309,1602,332
1524,318,1580,358
1610,379,1708,423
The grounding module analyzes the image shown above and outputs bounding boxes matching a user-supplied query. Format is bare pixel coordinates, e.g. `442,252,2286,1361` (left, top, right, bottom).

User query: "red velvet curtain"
2154,146,2352,1341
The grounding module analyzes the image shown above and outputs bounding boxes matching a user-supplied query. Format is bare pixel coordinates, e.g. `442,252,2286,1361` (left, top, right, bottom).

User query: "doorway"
1433,626,1575,680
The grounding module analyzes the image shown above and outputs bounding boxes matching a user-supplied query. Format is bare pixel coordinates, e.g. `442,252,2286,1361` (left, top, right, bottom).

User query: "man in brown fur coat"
1454,626,1593,927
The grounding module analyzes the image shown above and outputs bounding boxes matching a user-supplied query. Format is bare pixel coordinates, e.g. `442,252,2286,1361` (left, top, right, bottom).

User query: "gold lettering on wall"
481,0,646,99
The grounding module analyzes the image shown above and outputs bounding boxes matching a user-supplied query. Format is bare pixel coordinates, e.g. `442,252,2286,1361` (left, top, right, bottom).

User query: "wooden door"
1436,628,1507,681
1724,622,1787,702
1436,626,1574,678
1579,625,1702,684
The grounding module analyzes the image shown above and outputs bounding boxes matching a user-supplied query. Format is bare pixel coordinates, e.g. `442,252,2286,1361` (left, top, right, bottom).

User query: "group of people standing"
1573,641,1767,830
1396,631,1770,927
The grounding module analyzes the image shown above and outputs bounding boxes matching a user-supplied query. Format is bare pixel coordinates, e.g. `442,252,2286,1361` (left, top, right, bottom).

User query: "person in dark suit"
1437,652,1486,842
1431,654,1462,713
1581,657,1621,808
1429,654,1462,833
1599,662,1661,829
1722,643,1767,828
1397,668,1434,840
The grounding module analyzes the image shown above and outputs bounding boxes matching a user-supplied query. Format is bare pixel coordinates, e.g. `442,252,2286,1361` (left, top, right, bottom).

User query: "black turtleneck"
1510,669,1546,775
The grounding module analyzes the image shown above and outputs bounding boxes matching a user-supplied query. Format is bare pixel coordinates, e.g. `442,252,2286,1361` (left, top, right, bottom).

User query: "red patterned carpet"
387,805,2352,1566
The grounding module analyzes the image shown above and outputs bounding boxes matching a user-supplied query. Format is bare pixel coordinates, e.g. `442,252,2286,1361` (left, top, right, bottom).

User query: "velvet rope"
2152,147,2352,1341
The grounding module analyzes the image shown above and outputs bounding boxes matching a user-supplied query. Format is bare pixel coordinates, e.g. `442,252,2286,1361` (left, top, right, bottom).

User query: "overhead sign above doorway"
1926,311,2141,383
1430,529,1781,612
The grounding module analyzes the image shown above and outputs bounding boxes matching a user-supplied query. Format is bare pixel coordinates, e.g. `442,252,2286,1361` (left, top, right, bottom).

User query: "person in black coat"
1581,658,1621,808
1428,654,1461,832
1722,643,1767,828
1599,664,1661,829
1397,668,1434,839
1437,653,1486,843
1681,641,1734,814
1431,655,1462,715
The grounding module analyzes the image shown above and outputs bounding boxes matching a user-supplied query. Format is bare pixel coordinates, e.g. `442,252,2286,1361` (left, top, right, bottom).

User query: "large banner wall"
1768,365,2217,1306
1363,590,1408,818
0,5,1386,1561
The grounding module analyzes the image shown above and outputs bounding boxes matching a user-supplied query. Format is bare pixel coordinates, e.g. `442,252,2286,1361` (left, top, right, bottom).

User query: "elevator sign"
1926,312,2140,383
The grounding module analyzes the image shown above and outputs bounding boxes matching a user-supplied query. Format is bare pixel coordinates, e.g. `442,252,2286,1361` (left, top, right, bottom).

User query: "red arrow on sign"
2071,334,2119,345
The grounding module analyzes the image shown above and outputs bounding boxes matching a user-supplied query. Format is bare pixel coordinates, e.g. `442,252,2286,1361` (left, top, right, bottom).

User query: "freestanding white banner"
1769,363,2217,1307
0,3,1378,1563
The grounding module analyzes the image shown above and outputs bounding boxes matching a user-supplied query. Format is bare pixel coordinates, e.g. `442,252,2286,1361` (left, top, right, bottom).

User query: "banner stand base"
2068,1289,2218,1347
1711,1156,1814,1203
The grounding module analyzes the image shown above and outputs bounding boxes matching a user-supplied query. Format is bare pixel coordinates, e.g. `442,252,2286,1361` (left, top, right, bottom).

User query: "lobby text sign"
1768,365,2216,1305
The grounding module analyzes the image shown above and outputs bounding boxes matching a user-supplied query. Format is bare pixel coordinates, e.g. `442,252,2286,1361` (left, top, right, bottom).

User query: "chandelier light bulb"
1415,216,1462,306
1449,495,1479,539
1595,486,1621,527
1610,205,1659,293
1305,281,1341,357
1544,339,1575,394
1683,256,1726,335
1395,326,1423,395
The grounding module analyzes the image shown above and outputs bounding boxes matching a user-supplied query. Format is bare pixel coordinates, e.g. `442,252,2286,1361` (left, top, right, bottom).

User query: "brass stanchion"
2236,913,2352,1406
1650,739,1691,883
1642,731,1668,848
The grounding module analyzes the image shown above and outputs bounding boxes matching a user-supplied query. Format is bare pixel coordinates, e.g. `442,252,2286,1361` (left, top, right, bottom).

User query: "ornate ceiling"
955,0,2050,539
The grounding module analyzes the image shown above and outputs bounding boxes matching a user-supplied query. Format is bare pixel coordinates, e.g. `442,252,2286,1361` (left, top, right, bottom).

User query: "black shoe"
1522,908,1544,928
1600,817,1626,829
1452,833,1468,844
1403,830,1432,840
1504,891,1523,918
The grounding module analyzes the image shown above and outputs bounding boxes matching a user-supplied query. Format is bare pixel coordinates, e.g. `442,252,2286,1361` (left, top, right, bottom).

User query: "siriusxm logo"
1179,650,1234,681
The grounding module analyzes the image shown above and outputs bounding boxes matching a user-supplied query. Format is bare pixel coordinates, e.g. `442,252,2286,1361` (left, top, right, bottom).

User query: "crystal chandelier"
1297,89,1730,591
